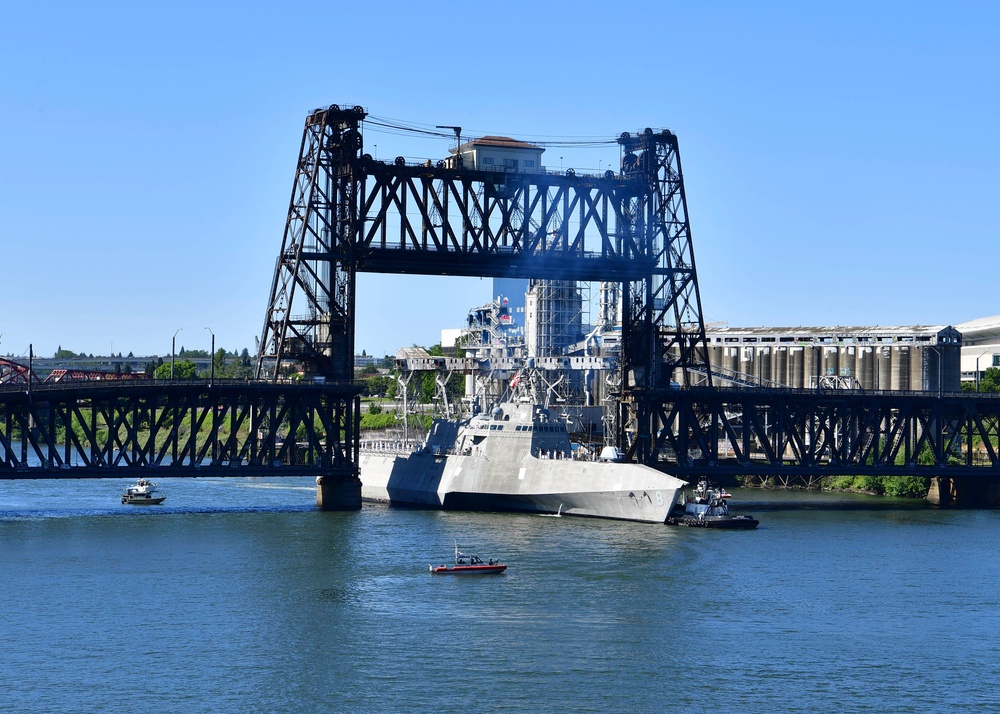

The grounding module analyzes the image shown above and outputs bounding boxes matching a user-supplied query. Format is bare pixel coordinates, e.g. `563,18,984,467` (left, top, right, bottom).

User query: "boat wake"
539,504,564,518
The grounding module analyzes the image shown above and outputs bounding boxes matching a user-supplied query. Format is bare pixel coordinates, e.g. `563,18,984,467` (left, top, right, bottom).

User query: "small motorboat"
667,480,758,529
121,477,166,505
430,545,506,574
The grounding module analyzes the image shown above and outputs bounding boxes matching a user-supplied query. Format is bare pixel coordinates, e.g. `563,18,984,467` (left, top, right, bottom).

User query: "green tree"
154,359,198,379
979,367,1000,392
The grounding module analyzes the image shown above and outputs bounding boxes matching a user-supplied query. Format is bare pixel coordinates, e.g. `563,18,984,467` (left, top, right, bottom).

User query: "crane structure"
255,104,711,465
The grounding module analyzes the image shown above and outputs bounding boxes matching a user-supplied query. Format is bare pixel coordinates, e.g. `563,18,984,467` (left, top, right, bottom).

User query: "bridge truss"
0,381,360,479
255,104,711,465
656,387,1000,492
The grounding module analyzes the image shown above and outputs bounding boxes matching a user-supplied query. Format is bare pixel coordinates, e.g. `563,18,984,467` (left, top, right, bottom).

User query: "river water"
1,478,998,713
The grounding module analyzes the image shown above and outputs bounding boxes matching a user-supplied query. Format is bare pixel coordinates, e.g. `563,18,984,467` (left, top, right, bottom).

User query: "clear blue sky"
2,1,998,360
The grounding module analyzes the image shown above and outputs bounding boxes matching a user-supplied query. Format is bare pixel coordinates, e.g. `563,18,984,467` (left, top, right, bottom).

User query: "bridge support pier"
926,477,954,506
927,476,1000,508
316,472,363,511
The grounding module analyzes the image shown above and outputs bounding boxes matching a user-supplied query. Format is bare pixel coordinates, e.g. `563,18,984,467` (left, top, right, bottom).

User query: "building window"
993,355,1000,367
482,157,494,165
503,158,516,167
524,159,535,167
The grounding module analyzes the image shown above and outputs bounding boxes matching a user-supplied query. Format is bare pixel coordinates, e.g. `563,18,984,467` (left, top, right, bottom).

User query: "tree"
979,367,1000,392
154,359,198,379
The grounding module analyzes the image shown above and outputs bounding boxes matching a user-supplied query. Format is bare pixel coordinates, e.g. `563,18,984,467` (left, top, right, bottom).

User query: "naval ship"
359,400,687,523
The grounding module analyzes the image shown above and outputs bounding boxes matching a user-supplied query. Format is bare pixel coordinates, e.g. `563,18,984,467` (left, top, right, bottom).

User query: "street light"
976,350,992,392
171,328,182,379
205,327,215,385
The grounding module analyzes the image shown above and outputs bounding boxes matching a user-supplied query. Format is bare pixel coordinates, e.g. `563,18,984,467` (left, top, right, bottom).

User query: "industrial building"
956,315,1000,387
704,324,962,392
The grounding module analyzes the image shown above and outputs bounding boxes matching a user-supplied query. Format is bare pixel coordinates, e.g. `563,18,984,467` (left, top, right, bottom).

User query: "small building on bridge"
447,136,545,174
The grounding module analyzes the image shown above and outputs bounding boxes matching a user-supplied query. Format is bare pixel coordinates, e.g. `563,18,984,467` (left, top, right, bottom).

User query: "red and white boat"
430,546,506,575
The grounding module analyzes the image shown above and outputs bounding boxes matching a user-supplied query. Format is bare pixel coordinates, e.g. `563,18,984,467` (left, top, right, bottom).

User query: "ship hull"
360,450,684,524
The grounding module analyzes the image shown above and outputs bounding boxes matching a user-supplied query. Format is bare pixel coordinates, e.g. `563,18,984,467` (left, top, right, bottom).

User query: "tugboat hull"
667,512,759,529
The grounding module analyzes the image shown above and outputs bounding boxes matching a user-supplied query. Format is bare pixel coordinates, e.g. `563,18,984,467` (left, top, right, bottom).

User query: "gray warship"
360,399,687,523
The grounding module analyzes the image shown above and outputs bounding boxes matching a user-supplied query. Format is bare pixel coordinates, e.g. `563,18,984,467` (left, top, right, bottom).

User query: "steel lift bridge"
255,104,712,507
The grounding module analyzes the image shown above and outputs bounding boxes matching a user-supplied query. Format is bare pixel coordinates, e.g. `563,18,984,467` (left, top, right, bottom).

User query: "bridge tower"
615,128,712,463
255,105,366,509
256,105,366,382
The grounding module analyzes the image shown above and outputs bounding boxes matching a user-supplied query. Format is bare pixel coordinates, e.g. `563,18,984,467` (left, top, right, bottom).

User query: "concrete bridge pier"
927,476,1000,508
316,472,363,511
927,477,956,506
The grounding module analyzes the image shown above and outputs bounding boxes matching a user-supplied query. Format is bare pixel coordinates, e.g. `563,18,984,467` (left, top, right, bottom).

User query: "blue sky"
2,1,998,360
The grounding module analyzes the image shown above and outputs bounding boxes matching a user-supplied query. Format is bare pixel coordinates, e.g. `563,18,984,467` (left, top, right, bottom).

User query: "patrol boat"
121,477,166,505
359,400,686,523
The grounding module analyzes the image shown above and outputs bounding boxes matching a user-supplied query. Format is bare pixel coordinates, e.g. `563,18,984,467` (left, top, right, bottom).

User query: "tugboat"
430,545,507,575
121,477,166,505
667,481,758,529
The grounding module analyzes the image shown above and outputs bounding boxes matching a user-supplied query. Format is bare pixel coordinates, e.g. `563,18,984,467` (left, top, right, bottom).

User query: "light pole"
976,350,991,392
171,328,182,379
205,327,215,385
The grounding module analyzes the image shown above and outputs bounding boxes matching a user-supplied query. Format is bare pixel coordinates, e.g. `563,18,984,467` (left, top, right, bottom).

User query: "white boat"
121,477,166,505
360,401,686,523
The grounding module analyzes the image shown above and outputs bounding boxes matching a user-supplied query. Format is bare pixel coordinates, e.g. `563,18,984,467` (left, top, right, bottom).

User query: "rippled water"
2,479,998,712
